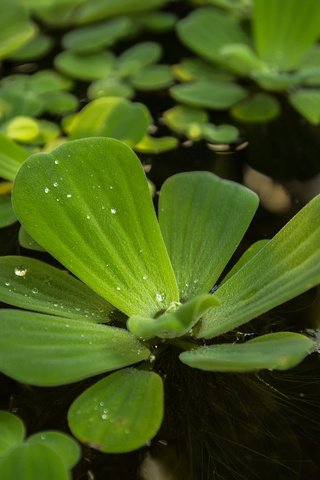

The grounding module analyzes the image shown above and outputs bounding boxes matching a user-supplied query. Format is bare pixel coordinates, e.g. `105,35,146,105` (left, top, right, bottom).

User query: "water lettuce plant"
0,411,80,480
0,137,319,453
176,0,320,124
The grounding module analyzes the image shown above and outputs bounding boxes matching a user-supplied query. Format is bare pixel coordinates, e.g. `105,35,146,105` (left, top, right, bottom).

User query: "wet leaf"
0,256,114,322
0,310,150,386
180,332,315,372
159,172,259,301
13,138,178,316
68,368,163,453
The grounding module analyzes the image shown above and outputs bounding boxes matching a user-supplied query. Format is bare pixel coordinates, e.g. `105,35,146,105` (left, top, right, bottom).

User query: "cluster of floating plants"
1,1,320,479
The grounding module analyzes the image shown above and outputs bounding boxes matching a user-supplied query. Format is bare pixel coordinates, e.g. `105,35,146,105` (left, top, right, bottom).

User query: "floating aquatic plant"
0,137,318,452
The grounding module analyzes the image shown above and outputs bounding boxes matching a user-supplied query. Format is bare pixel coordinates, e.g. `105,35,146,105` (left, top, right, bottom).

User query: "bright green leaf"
197,194,320,338
0,443,68,480
13,138,178,316
162,105,209,139
27,431,80,469
159,172,259,301
68,368,163,453
221,240,269,284
201,123,239,143
180,332,315,372
135,135,178,154
8,33,53,61
0,411,25,457
252,0,320,71
65,97,150,147
128,294,219,339
0,134,28,182
289,89,320,125
231,93,281,123
0,310,150,386
0,256,114,322
170,81,248,110
30,70,73,94
0,2,36,60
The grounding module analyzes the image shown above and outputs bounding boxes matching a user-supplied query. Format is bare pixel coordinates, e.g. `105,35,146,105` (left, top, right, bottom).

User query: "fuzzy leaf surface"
197,195,320,338
180,332,314,372
0,256,114,322
68,368,163,453
13,138,178,316
0,310,150,386
159,172,259,301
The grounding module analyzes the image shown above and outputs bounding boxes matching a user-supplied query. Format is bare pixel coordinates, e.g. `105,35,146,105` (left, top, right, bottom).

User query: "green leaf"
289,89,320,125
0,256,114,322
65,98,150,147
54,51,115,81
0,411,25,457
0,195,16,228
231,93,281,123
135,135,178,154
27,431,80,469
62,17,132,54
197,194,320,338
68,368,163,453
159,172,259,301
0,310,150,386
128,294,219,339
13,138,178,316
170,81,248,110
3,116,39,143
0,2,36,60
162,105,209,139
219,43,266,75
201,123,239,143
252,0,320,71
173,58,234,83
88,78,134,100
129,65,174,91
18,226,45,252
221,240,269,284
43,91,79,115
8,33,52,61
180,332,315,372
117,41,162,77
0,444,69,480
176,7,248,70
0,133,28,182
138,11,177,32
30,70,73,94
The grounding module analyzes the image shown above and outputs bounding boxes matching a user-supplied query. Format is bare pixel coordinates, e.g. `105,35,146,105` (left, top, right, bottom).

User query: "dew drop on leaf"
44,187,49,193
111,208,117,214
14,266,27,277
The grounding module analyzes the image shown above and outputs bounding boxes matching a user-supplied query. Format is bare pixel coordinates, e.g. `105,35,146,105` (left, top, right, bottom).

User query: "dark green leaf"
231,93,281,123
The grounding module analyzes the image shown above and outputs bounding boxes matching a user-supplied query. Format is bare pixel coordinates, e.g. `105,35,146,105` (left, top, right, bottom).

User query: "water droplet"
14,266,27,277
109,186,113,190
111,208,117,214
56,198,60,202
75,307,81,311
99,401,104,406
143,275,148,280
66,193,72,198
5,281,10,287
53,182,59,187
149,354,156,363
40,434,46,440
116,287,121,291
44,187,49,193
54,159,59,165
32,287,39,294
86,214,91,219
80,334,85,338
101,205,105,210
101,413,108,420
53,303,59,307
193,279,199,284
156,293,163,302
65,324,70,328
